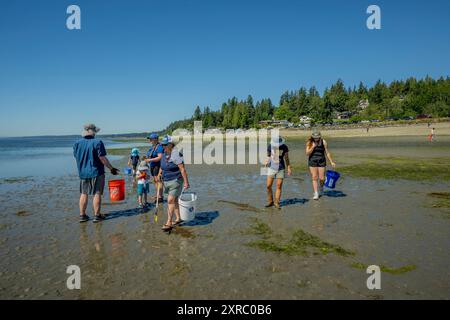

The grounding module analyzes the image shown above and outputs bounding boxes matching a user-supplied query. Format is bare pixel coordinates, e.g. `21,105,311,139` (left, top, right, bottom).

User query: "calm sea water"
0,136,146,178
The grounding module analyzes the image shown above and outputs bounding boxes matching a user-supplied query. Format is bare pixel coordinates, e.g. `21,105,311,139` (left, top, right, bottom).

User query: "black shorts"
150,165,160,177
308,157,326,168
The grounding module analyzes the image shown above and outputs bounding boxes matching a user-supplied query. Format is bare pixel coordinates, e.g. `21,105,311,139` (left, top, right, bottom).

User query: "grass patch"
245,218,354,257
109,138,148,143
351,262,417,274
106,148,133,156
334,157,450,181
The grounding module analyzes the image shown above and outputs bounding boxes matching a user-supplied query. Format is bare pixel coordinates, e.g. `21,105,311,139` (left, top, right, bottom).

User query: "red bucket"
108,179,125,202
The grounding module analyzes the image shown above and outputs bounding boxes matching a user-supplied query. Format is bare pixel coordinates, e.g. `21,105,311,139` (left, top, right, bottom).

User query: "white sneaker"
313,192,319,200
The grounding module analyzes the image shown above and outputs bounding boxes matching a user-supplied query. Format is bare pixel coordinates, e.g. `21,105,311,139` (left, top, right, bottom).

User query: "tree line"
164,76,450,133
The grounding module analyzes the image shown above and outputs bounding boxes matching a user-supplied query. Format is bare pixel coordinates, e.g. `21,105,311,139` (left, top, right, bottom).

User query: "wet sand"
0,136,449,299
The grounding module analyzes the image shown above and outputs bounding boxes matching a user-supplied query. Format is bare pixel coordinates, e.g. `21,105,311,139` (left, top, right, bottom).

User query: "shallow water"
0,136,145,178
0,136,449,299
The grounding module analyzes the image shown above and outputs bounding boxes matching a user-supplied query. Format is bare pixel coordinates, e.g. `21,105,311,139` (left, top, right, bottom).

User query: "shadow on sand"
182,211,220,227
323,190,347,198
279,198,309,207
105,205,154,221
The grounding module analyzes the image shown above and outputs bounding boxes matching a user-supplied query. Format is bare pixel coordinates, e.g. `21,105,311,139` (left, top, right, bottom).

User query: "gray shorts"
163,177,183,198
80,174,105,195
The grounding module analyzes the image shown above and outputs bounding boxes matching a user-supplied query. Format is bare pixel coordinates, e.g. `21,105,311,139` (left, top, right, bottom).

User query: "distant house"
358,99,369,110
299,115,312,123
335,111,352,120
258,119,291,128
258,120,272,126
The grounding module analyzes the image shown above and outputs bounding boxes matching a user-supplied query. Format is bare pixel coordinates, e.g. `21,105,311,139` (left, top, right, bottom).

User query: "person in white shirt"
136,160,150,209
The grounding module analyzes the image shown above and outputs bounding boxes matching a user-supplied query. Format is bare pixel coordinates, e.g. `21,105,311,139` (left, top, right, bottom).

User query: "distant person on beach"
158,136,190,232
145,133,164,203
136,160,150,210
430,127,436,141
306,131,336,200
73,124,119,223
265,135,292,209
128,148,140,176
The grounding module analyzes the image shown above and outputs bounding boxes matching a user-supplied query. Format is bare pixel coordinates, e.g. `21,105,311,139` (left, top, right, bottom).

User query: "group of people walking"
73,123,336,231
73,124,190,231
129,134,190,231
265,130,336,209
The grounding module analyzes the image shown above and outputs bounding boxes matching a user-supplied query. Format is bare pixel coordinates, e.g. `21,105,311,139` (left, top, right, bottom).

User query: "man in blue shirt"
73,124,119,223
145,133,164,203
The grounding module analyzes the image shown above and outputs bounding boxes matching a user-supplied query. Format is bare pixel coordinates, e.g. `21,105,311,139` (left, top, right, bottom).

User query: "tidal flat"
0,135,449,299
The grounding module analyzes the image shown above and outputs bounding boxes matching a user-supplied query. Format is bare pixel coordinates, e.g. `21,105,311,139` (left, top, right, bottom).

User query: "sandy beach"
281,121,450,139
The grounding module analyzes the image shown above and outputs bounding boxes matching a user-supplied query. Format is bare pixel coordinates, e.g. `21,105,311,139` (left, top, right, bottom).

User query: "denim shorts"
137,183,149,195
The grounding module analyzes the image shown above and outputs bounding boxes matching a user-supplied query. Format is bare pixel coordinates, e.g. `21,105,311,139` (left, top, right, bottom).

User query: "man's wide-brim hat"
271,136,286,147
82,123,100,137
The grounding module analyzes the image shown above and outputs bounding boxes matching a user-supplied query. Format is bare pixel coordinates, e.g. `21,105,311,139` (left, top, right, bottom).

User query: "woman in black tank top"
305,131,336,200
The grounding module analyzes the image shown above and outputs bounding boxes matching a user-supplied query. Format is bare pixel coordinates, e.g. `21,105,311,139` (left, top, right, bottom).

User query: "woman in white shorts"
265,136,292,209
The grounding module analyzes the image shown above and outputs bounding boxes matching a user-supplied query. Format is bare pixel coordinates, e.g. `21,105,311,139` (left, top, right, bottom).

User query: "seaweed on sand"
171,227,197,239
218,200,263,213
427,192,450,208
168,261,191,276
244,218,354,257
335,157,450,181
16,211,31,217
1,177,34,184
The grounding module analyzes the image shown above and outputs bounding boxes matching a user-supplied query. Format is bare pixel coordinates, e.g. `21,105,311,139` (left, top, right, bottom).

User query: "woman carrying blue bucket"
306,131,336,200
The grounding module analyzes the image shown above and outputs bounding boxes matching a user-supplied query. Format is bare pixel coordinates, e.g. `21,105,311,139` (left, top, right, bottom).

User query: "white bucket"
178,191,197,222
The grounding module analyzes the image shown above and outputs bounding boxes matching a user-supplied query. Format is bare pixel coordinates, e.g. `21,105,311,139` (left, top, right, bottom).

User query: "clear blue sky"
1,0,449,137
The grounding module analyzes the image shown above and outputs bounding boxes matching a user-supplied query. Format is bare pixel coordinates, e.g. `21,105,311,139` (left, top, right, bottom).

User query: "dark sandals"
162,219,184,232
79,215,90,223
93,214,107,223
172,220,184,226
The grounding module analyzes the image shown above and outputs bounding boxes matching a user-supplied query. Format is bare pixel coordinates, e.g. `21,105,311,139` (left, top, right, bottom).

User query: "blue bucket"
325,170,340,189
123,167,132,175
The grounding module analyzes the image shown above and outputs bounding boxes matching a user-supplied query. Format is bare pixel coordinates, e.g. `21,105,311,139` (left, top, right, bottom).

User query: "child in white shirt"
136,160,150,209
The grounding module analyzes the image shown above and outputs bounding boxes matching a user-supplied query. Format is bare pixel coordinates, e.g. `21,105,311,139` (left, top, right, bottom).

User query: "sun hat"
160,135,173,146
138,160,149,171
82,123,100,137
147,133,159,140
270,135,286,148
131,148,140,156
311,130,322,139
